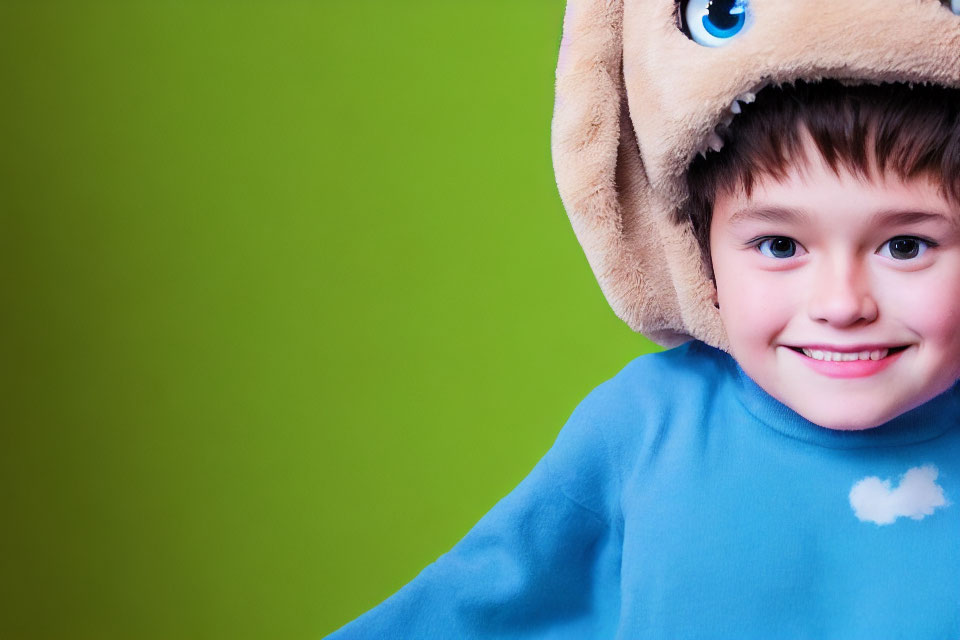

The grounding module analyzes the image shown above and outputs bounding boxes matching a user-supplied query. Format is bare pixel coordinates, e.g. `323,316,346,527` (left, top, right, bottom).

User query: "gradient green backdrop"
1,2,659,638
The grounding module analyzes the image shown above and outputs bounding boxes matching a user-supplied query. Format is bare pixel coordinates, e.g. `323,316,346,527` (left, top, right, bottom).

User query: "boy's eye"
681,0,752,47
757,236,798,259
941,0,960,16
878,236,932,260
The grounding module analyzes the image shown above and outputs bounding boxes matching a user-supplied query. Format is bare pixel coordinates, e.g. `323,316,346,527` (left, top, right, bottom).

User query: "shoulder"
576,340,733,423
624,339,732,385
545,340,734,521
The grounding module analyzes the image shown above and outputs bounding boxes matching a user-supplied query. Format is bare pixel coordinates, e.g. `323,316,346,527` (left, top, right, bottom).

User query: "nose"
807,256,878,327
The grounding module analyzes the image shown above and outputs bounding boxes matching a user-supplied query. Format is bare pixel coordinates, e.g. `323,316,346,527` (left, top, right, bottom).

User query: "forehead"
712,134,959,230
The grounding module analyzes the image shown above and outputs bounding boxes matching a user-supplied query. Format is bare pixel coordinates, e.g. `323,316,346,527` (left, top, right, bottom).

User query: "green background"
1,2,658,638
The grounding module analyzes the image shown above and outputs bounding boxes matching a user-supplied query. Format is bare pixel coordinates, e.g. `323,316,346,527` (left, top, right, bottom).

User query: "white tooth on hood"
738,91,756,104
707,132,724,152
730,99,742,114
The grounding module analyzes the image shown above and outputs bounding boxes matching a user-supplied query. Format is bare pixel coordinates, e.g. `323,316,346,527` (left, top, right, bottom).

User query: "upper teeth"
697,91,762,158
801,348,889,361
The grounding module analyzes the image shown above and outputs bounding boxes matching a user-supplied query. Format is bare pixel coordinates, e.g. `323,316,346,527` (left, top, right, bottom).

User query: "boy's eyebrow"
726,206,958,228
727,206,809,226
867,209,959,228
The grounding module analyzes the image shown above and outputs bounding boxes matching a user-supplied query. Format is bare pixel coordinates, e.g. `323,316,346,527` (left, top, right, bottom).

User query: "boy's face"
710,142,960,430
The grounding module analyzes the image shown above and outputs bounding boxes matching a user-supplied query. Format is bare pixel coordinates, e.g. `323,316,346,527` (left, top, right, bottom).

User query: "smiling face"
710,139,960,430
554,0,960,346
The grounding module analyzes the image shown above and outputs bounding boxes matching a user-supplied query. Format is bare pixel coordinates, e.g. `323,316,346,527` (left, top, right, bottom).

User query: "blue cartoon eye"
944,0,960,15
683,0,752,47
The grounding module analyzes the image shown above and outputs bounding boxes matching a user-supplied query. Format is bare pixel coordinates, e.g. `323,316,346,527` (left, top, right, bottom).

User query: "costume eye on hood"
551,0,960,350
682,0,752,47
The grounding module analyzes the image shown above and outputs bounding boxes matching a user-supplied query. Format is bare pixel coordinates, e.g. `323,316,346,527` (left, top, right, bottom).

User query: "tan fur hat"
551,0,960,351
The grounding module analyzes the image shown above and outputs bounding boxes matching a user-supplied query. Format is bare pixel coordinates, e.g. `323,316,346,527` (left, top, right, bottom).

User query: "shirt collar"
724,353,960,449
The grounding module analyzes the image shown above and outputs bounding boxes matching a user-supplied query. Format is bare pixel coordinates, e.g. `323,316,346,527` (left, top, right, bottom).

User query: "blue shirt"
328,341,960,638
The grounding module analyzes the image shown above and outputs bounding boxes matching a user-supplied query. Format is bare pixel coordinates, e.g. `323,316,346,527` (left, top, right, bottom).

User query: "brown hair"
684,79,960,275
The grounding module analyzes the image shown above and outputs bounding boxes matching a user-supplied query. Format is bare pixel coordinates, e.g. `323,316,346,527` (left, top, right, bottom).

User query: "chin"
795,404,892,431
811,418,882,432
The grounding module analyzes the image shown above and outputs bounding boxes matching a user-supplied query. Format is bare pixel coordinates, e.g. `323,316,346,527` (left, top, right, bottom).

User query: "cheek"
901,279,960,345
718,273,795,345
878,267,960,371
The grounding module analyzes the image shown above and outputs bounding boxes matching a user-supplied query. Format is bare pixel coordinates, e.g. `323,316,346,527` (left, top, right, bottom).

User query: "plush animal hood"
551,0,960,350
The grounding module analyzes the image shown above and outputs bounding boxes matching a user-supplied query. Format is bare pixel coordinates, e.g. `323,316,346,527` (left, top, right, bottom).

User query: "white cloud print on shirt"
849,465,949,525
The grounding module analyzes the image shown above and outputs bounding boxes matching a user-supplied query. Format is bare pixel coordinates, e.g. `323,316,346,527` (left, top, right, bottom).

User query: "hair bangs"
685,80,960,273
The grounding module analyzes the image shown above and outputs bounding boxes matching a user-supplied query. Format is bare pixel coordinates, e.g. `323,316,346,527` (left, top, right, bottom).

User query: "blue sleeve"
325,388,624,639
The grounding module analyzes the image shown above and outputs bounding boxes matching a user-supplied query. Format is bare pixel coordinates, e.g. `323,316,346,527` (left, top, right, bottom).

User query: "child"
328,1,960,637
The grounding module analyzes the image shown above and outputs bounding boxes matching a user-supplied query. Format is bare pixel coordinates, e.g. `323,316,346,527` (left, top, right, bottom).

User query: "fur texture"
552,0,960,350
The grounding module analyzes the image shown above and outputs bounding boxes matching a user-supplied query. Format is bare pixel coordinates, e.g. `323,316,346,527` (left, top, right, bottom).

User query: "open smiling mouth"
786,346,910,362
783,346,910,378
